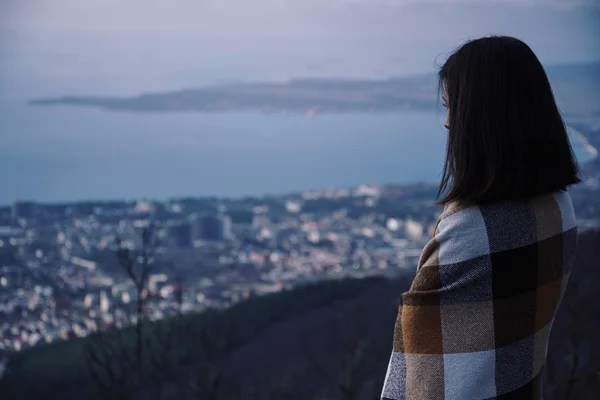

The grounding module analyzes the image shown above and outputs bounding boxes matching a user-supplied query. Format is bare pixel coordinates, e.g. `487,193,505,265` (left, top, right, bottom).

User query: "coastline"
567,123,599,163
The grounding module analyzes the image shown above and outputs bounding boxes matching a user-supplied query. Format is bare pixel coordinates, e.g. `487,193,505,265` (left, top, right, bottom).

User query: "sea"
0,102,594,205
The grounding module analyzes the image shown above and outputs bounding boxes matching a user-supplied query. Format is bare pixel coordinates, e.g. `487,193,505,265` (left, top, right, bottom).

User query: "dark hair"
437,36,581,205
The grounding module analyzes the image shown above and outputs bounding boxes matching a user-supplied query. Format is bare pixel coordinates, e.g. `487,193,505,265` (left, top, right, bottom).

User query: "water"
0,102,593,205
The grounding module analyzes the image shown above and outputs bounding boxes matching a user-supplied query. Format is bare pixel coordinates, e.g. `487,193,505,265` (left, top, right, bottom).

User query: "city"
0,183,450,354
2,173,600,357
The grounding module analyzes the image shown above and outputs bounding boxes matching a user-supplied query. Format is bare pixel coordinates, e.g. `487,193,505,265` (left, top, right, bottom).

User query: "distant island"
30,76,439,114
30,62,599,116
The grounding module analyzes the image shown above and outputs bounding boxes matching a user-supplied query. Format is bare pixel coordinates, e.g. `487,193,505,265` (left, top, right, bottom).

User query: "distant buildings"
0,180,597,354
404,219,424,241
191,213,232,242
166,221,193,248
100,291,110,313
12,201,37,221
165,213,232,248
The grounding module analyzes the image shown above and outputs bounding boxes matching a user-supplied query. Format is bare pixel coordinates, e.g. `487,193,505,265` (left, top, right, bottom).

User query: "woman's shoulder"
435,191,576,258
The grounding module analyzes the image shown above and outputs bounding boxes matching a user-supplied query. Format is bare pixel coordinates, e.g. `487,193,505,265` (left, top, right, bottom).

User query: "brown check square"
401,304,443,354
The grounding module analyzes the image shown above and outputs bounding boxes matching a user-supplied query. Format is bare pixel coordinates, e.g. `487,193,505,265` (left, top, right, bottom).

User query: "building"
221,214,232,240
100,291,110,313
11,201,37,221
166,221,193,248
191,213,232,242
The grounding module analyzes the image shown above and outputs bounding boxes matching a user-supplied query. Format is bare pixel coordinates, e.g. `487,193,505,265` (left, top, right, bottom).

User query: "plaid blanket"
381,191,577,399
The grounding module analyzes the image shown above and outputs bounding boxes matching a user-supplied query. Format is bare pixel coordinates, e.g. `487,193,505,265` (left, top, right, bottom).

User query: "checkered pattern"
381,191,577,400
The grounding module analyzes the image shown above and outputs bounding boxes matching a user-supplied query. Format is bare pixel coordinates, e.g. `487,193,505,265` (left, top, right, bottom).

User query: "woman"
381,36,580,399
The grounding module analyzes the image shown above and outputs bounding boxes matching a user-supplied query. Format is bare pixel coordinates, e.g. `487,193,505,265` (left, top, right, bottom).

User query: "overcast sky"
0,0,598,98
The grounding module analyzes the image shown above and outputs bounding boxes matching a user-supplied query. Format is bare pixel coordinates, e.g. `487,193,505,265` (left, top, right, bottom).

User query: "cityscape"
1,170,599,356
0,183,448,354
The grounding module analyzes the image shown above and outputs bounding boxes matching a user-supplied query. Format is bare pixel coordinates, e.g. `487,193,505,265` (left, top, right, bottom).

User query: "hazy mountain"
30,62,600,117
29,75,438,114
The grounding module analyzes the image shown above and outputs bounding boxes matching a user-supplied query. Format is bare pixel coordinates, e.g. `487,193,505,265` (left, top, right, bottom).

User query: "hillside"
545,229,600,399
29,62,600,118
214,275,411,399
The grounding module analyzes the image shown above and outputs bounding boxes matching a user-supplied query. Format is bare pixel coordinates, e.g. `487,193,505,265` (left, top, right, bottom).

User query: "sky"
0,0,598,98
